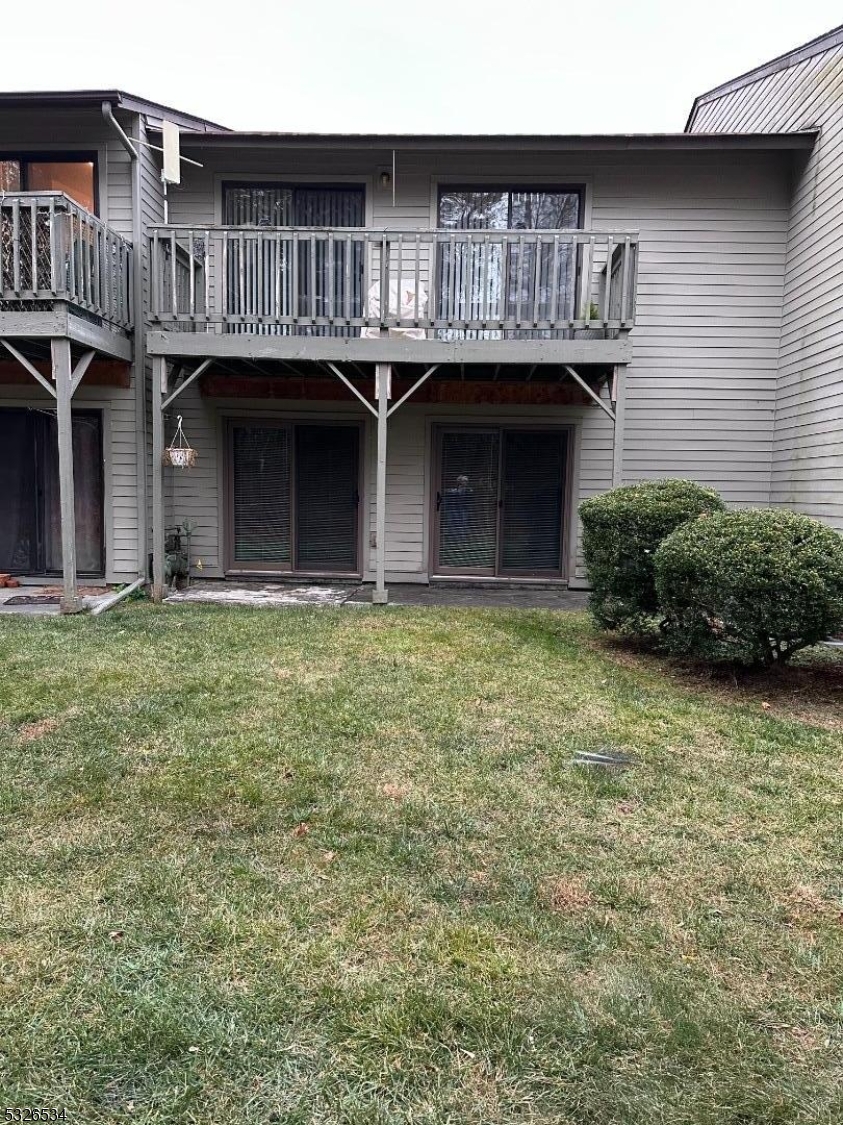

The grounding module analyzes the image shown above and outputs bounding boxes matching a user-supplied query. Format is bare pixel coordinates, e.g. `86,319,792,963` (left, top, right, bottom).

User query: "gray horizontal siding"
689,41,843,529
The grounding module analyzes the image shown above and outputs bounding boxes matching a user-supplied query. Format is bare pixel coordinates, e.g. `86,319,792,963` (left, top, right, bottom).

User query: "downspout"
102,100,147,579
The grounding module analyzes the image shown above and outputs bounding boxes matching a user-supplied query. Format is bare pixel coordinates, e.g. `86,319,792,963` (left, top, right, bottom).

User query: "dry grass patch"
16,715,64,742
541,876,595,914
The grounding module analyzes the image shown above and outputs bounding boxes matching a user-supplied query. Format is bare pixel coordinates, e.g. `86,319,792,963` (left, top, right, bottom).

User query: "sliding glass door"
228,421,360,574
222,183,365,334
0,408,104,576
437,188,582,335
434,426,569,577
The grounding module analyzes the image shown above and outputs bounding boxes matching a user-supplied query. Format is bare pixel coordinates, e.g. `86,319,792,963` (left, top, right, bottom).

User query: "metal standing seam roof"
685,22,843,130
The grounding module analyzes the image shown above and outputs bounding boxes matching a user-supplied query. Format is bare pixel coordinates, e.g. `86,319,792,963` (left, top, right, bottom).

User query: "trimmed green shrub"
580,479,725,634
655,508,843,666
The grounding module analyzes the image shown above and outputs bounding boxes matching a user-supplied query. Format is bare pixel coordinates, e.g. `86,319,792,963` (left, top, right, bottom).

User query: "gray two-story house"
2,24,842,610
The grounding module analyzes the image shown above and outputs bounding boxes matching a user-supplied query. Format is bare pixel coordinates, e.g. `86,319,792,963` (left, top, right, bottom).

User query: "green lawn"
1,604,841,1124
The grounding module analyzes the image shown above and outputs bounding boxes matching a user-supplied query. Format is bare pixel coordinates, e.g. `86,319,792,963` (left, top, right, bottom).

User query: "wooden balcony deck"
147,225,637,365
0,192,133,360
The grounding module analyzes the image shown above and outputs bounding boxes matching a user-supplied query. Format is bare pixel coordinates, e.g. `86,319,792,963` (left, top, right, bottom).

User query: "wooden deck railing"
0,192,133,330
148,226,637,336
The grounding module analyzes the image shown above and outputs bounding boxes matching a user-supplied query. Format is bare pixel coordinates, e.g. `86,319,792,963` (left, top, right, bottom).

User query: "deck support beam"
611,366,626,487
0,339,57,398
373,362,391,604
151,355,167,603
562,365,616,422
151,357,213,603
51,338,81,614
387,364,439,418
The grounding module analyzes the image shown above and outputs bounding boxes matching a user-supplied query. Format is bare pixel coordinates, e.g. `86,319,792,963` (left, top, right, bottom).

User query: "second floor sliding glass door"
222,183,365,334
437,188,582,336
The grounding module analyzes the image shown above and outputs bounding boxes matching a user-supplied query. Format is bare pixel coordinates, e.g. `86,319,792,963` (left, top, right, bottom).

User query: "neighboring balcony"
147,225,638,366
0,192,133,359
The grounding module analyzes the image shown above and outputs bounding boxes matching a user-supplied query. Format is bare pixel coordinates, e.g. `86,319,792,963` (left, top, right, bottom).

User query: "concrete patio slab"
347,585,589,610
162,580,589,611
165,583,358,608
0,584,114,616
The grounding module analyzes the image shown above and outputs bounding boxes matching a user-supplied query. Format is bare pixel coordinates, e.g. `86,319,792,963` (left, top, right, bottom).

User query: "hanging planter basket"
163,415,197,468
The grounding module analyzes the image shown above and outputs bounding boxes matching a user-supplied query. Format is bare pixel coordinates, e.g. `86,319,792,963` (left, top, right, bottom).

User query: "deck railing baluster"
12,199,21,294
601,236,614,324
531,234,542,327
188,230,196,318
221,233,229,323
380,233,389,329
292,231,299,323
29,200,38,293
345,232,352,323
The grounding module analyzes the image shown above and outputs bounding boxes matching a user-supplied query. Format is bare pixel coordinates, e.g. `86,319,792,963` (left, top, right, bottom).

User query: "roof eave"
175,130,818,152
0,89,229,132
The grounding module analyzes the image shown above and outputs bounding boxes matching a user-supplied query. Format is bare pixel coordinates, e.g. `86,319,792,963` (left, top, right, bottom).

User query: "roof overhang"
175,130,818,152
0,90,228,133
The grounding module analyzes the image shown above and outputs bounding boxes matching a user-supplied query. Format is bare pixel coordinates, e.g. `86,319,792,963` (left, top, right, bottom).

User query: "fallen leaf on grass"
291,822,310,838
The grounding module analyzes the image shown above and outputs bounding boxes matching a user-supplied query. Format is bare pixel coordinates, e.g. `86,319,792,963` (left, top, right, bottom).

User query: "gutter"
102,100,147,583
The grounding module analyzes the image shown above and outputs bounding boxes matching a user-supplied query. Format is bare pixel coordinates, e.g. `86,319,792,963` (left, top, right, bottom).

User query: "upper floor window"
222,183,364,227
439,188,582,230
0,156,97,214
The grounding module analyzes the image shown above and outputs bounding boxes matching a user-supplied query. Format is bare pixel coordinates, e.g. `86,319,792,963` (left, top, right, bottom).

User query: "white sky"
5,0,842,133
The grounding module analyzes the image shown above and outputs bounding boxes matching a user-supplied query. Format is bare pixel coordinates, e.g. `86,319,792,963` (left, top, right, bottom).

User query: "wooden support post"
51,338,80,613
372,362,391,604
151,355,167,603
611,366,626,488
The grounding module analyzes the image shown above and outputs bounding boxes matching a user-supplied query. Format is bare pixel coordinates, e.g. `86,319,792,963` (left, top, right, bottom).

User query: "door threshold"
431,575,569,589
224,572,362,586
14,575,107,586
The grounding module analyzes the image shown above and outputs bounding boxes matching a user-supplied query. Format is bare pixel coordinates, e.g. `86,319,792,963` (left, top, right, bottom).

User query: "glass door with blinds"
0,408,104,576
222,183,366,334
227,420,360,574
437,188,582,337
433,426,569,577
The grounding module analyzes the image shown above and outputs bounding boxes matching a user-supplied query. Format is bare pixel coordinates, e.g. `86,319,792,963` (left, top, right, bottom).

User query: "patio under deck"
164,580,590,611
148,354,626,606
144,222,636,606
